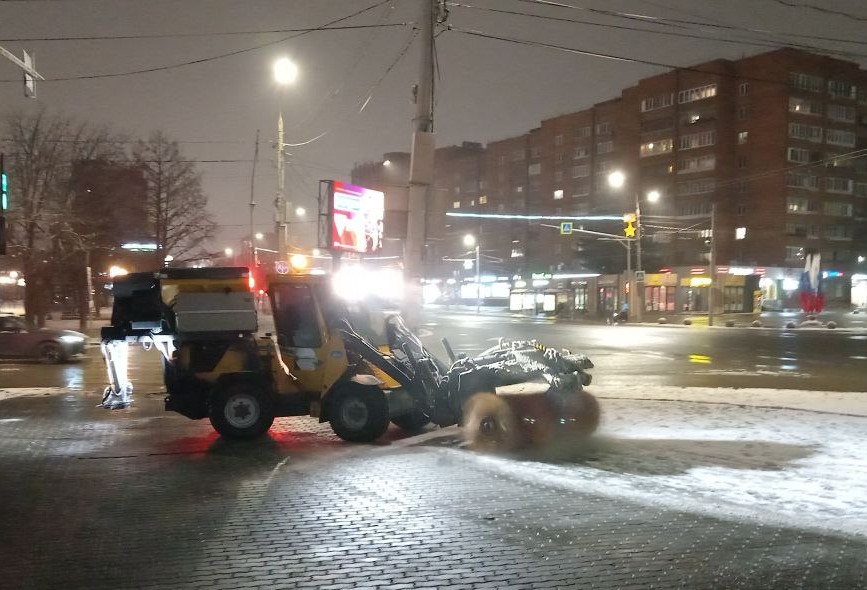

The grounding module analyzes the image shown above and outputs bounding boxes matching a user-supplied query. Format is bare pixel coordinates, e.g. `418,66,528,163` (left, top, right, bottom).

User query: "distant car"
0,316,87,363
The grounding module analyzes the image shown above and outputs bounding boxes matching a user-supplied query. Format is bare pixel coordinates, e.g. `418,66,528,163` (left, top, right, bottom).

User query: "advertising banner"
330,181,385,254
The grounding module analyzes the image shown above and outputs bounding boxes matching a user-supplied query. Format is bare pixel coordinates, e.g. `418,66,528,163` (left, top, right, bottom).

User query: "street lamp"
383,159,392,167
273,56,298,263
255,232,264,241
295,206,306,218
224,247,234,257
463,234,481,314
608,171,662,322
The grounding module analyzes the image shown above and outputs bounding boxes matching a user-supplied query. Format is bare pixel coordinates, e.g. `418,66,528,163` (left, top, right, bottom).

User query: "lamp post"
464,234,481,314
273,57,298,262
608,171,661,322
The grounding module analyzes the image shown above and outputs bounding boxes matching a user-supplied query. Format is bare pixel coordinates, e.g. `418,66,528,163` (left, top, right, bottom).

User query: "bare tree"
132,132,216,265
4,109,122,327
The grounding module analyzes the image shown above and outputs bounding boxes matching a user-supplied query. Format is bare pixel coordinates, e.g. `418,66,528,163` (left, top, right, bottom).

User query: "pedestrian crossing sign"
560,222,573,235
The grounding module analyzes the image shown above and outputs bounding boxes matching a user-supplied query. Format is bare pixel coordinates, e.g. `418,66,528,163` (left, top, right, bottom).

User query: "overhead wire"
763,0,867,23
448,2,867,60
512,0,867,47
0,0,398,82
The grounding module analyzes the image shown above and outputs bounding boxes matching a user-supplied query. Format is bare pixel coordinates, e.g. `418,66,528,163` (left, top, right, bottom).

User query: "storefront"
852,274,867,309
597,274,621,315
643,273,678,312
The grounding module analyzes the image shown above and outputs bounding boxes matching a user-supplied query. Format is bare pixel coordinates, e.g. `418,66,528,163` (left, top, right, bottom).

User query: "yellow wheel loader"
100,267,598,447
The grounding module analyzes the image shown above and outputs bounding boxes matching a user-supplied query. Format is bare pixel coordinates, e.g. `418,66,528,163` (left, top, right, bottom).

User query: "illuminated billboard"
330,180,385,254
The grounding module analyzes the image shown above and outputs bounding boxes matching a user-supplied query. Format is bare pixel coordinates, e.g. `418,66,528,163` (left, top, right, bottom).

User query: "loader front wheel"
209,381,274,439
462,393,521,452
329,384,390,443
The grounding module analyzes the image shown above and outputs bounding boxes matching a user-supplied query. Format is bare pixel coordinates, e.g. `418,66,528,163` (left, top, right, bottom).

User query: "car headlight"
60,335,85,343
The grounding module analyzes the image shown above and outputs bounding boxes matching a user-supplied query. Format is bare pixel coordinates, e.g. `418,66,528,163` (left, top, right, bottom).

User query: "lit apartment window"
786,173,819,190
788,123,822,142
826,129,856,147
826,177,853,194
738,82,749,96
737,131,749,144
553,189,564,200
785,246,806,261
786,196,817,214
827,104,856,122
679,131,716,150
452,201,460,209
735,227,747,240
640,93,674,112
790,72,823,93
678,154,716,174
788,97,822,115
596,141,614,154
639,138,673,158
824,201,852,217
572,164,590,178
595,121,611,135
573,146,589,160
677,84,717,104
515,185,524,193
479,195,488,205
827,80,857,99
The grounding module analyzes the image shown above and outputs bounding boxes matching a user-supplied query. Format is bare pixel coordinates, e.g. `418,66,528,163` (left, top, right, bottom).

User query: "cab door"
269,282,329,393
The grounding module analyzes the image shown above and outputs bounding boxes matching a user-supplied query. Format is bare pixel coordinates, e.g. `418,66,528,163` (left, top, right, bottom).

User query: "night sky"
2,0,864,251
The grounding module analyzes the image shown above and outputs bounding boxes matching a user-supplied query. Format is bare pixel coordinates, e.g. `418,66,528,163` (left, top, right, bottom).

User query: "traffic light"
623,212,636,238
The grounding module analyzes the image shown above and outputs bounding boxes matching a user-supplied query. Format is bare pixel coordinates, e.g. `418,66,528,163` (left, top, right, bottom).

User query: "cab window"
270,284,322,348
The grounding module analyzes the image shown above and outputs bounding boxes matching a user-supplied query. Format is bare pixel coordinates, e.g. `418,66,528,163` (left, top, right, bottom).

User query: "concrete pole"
276,110,287,262
708,203,717,326
475,243,481,314
626,238,632,318
249,129,259,267
635,192,643,323
403,0,437,326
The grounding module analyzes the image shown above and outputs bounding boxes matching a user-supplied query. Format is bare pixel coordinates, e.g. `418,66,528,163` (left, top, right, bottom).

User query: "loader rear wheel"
329,384,390,443
462,393,521,452
209,381,274,439
567,390,601,437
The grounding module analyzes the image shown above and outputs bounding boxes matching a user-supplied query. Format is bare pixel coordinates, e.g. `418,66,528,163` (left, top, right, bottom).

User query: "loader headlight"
60,335,85,343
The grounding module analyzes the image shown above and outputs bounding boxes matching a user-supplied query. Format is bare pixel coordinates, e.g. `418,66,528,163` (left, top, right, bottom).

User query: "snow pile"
461,387,867,537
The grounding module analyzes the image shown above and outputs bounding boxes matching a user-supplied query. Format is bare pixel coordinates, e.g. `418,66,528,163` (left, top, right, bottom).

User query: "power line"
448,2,867,60
0,23,409,43
448,26,863,89
763,0,867,23
0,0,397,82
513,0,867,47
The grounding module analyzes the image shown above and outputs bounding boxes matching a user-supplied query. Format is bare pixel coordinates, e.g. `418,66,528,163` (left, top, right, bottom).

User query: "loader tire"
564,390,600,437
391,410,431,433
329,384,390,443
209,381,275,439
462,392,521,452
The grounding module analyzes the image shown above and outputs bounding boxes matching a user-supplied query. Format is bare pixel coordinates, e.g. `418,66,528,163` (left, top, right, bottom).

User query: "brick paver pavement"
0,393,865,589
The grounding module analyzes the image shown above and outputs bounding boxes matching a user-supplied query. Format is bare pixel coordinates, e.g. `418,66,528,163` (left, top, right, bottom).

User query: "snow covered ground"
460,386,867,538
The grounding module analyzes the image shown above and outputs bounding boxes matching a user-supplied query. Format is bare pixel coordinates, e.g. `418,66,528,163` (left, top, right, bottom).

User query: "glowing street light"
273,57,299,86
224,247,234,257
607,170,626,189
290,253,308,270
463,234,477,248
383,159,392,167
295,206,306,218
108,266,128,278
647,189,661,203
255,232,264,241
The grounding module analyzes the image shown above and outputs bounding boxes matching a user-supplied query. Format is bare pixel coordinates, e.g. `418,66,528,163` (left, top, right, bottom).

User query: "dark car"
0,316,87,363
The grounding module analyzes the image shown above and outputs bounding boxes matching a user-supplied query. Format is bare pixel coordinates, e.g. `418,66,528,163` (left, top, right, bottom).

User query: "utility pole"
276,111,287,262
403,0,438,325
708,203,717,326
635,192,643,323
475,241,481,314
249,130,260,267
626,238,632,316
